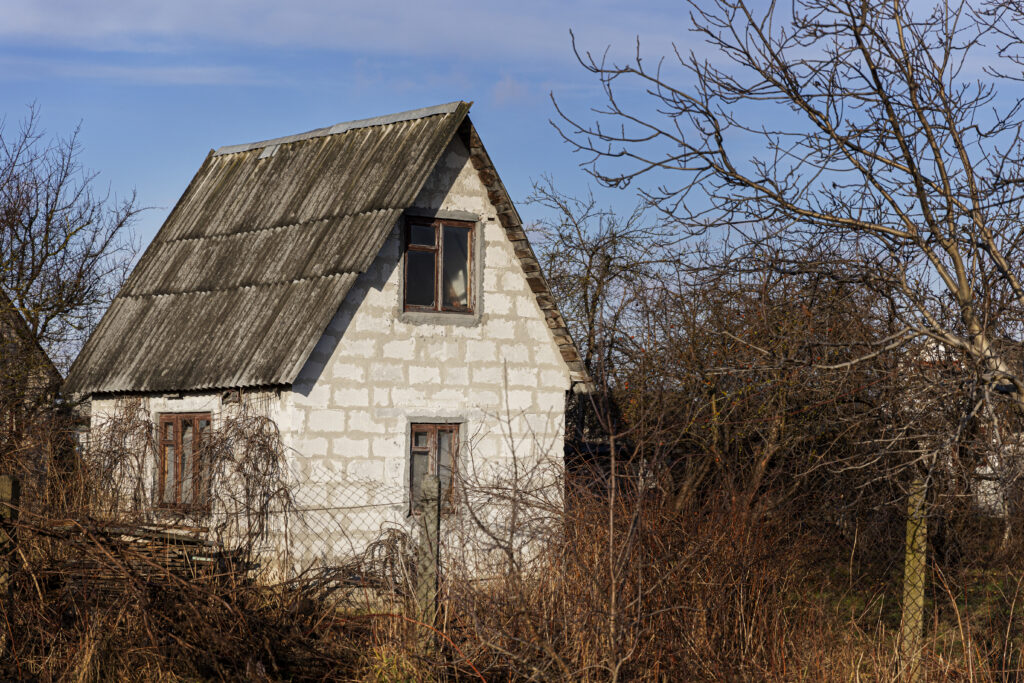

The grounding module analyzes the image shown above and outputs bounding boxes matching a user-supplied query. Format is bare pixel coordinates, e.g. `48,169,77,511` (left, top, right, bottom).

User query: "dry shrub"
436,483,811,681
436,480,1024,681
4,471,1023,681
1,514,376,681
4,402,1024,681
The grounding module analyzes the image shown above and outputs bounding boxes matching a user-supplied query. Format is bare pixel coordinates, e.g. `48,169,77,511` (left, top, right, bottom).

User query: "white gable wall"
280,136,570,565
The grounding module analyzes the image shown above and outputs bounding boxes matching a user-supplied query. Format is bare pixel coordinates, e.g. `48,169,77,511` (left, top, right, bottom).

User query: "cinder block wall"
87,389,287,520
282,135,570,564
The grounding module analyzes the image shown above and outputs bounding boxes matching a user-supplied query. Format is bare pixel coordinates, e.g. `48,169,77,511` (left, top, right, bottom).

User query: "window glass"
404,220,474,314
410,423,460,514
409,224,435,246
438,429,454,502
410,451,428,510
442,227,470,309
180,421,194,505
163,446,176,503
157,413,211,510
406,251,436,307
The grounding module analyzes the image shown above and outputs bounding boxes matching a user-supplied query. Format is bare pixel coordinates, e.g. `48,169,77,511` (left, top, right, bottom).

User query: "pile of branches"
0,510,420,681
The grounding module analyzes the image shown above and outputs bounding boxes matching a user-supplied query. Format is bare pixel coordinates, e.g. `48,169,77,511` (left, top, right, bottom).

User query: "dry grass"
3,479,1021,682
2,399,1022,681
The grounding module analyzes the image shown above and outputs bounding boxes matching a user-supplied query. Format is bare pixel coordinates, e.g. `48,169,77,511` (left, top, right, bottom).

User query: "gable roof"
1,290,62,393
64,102,589,395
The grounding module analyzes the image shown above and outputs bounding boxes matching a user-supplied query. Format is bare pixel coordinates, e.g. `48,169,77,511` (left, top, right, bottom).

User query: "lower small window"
409,423,458,513
157,413,211,510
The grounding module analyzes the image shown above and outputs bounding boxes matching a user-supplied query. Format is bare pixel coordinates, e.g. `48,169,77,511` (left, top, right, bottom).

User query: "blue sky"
0,0,692,246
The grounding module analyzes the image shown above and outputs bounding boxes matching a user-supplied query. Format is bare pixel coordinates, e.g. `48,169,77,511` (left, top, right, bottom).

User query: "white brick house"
65,102,588,567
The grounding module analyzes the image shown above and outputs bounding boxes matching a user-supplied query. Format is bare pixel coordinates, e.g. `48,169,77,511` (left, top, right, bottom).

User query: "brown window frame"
156,412,211,512
409,423,459,514
403,218,474,313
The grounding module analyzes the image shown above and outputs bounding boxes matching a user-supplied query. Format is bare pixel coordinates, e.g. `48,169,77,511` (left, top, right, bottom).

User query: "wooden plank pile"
23,519,249,598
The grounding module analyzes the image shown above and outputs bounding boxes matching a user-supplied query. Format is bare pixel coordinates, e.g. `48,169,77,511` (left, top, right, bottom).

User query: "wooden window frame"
409,423,459,515
403,218,475,313
156,412,211,512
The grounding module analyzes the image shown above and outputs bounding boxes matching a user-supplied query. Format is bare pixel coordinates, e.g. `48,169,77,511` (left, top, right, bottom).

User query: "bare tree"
528,177,676,378
0,104,138,372
554,2,1024,674
556,0,1024,420
528,177,683,449
0,104,138,508
528,177,914,507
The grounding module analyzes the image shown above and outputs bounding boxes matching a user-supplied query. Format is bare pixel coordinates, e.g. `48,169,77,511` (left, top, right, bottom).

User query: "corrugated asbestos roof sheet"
65,102,470,394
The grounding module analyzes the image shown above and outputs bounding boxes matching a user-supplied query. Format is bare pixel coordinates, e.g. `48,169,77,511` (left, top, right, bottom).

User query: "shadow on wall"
291,231,400,398
291,152,463,398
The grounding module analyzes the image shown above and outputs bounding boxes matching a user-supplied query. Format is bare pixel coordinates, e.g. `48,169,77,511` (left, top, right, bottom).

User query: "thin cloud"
0,55,263,85
491,75,530,107
1,0,687,65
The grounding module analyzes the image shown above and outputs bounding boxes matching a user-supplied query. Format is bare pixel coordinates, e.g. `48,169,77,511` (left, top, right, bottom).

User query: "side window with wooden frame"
404,218,474,313
157,413,211,510
409,423,458,514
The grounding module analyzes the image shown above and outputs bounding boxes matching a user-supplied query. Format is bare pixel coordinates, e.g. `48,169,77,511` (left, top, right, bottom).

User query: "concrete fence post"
900,475,927,683
415,474,440,633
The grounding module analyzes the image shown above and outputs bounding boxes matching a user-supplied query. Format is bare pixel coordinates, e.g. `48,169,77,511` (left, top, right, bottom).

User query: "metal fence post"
415,474,440,633
900,475,927,683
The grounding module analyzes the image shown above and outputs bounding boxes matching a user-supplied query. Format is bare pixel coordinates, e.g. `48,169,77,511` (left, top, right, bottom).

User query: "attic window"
404,219,473,313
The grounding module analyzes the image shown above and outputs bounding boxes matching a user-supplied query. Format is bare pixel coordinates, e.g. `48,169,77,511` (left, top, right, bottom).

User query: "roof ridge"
213,101,469,157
